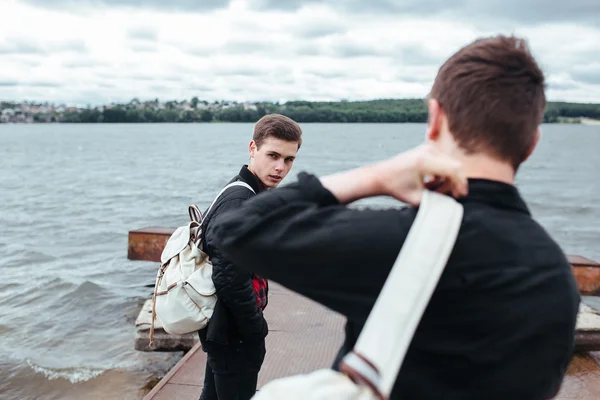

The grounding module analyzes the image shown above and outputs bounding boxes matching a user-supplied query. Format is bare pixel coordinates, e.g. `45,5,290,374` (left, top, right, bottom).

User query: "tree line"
6,98,600,123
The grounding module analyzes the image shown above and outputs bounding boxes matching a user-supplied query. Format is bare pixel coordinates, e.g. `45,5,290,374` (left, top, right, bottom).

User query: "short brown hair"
429,34,546,169
253,114,302,149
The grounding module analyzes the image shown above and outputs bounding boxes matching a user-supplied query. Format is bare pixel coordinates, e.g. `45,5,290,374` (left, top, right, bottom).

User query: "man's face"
248,136,299,188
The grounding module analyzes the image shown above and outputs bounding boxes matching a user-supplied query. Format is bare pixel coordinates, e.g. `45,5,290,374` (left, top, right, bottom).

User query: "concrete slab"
135,299,199,352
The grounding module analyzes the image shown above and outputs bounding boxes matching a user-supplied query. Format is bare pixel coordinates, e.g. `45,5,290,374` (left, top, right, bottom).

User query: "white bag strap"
340,190,464,399
189,180,256,225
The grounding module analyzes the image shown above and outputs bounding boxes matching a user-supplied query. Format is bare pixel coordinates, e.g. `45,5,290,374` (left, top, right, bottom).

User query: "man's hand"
320,144,468,206
374,144,468,205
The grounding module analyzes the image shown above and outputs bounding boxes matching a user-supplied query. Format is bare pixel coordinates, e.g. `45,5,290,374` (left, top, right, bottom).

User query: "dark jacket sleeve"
204,197,268,342
211,172,415,321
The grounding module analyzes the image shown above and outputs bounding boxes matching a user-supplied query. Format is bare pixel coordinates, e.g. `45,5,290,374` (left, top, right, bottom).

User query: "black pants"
199,334,266,400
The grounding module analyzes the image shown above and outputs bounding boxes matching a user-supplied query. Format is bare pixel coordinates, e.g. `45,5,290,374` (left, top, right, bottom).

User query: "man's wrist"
359,162,385,199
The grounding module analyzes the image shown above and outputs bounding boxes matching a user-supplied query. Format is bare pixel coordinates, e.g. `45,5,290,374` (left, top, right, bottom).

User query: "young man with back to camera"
198,113,303,400
208,35,581,400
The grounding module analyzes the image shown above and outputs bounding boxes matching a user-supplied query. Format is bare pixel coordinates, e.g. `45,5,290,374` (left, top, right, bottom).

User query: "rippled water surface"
0,123,598,400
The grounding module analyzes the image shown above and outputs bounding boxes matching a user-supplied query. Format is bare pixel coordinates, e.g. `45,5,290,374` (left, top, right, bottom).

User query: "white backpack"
149,181,255,347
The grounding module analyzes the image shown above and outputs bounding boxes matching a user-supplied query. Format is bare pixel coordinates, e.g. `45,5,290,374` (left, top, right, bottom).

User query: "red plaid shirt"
249,180,270,311
252,274,269,310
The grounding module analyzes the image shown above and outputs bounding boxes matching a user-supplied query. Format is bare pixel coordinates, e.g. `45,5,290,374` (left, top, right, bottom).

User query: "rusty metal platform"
128,227,600,295
143,282,345,400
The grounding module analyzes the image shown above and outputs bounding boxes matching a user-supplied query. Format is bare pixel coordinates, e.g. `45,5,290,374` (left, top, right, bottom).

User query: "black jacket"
211,172,581,400
200,165,269,345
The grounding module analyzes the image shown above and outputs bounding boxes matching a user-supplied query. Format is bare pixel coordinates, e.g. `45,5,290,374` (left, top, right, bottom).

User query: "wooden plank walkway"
143,282,345,400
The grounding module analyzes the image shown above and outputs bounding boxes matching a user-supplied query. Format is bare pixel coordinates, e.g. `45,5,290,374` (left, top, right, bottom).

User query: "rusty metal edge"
130,227,176,235
575,332,600,352
142,342,203,400
568,255,600,268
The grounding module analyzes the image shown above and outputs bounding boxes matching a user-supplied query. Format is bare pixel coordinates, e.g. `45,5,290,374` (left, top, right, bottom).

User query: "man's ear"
249,140,257,158
425,98,443,142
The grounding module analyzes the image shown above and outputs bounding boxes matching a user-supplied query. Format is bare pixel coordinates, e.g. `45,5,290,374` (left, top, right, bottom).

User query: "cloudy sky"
1,0,600,105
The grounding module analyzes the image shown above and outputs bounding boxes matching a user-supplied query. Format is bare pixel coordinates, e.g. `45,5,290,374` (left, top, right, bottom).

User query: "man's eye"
269,154,278,159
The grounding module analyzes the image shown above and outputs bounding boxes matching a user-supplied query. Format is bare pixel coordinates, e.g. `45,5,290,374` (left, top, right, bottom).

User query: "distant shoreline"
2,98,599,124
0,119,600,126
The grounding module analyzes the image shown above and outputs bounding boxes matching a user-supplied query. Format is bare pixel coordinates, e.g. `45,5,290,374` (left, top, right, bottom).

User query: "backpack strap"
189,180,256,225
188,205,203,223
339,190,464,398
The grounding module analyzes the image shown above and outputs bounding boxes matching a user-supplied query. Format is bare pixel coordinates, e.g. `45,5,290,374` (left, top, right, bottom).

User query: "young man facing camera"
209,36,580,399
198,113,302,400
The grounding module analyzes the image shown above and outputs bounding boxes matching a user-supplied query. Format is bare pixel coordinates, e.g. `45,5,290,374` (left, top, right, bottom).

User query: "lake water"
0,122,599,400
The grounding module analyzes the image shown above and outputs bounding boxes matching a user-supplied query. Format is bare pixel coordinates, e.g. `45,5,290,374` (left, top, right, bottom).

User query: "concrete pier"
128,226,600,399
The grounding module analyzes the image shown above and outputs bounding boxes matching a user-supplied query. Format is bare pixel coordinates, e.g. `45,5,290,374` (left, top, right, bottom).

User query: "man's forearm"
319,163,384,205
319,144,468,207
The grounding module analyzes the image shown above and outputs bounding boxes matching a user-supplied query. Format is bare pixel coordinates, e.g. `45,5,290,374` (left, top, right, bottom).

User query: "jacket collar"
457,178,530,215
238,165,268,194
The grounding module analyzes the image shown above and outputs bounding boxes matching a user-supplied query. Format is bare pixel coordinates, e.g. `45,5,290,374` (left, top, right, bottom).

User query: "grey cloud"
293,24,347,39
223,40,273,55
307,70,346,79
1,56,42,68
128,26,159,42
166,63,202,75
130,42,159,53
62,59,110,68
90,72,184,83
179,39,275,58
329,42,383,58
548,81,580,91
398,74,431,84
126,74,184,82
294,44,321,56
251,0,600,26
189,84,213,92
314,41,441,66
55,40,88,53
393,46,444,67
149,84,172,92
215,66,265,77
570,69,600,86
0,81,61,87
0,38,45,55
278,76,296,85
94,72,117,80
28,81,62,87
22,0,230,12
0,38,87,55
180,45,214,57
